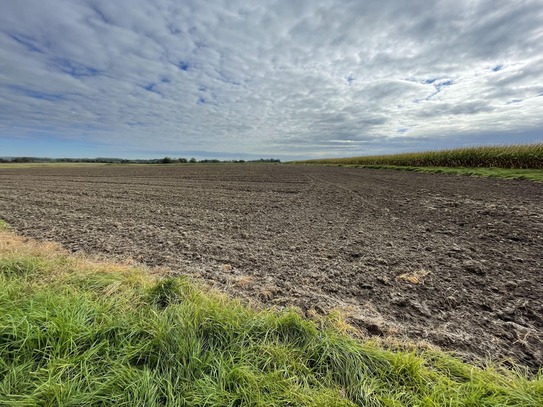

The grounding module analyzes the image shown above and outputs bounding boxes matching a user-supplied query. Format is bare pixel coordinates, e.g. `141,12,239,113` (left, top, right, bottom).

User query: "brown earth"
0,164,542,370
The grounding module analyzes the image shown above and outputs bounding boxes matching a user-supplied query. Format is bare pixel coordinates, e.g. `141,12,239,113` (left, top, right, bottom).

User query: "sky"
1,0,542,160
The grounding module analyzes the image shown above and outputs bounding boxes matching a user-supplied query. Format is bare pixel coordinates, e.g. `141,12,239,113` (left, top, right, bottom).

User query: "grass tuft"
0,257,44,278
0,228,541,406
148,277,188,309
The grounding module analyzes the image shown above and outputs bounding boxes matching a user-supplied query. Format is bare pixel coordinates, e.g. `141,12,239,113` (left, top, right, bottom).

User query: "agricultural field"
0,164,542,373
292,143,543,168
3,227,542,405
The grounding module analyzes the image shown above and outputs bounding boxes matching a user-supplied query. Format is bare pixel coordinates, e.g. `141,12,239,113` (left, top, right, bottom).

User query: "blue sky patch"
54,58,102,78
9,86,65,101
9,34,43,53
423,78,437,84
178,61,190,71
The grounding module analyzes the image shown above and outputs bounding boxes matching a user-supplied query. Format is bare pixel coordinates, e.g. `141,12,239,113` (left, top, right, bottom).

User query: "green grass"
293,143,543,169
327,165,543,182
0,228,541,406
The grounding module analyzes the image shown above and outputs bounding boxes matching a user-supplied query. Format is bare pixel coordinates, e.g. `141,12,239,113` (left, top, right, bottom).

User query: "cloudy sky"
1,0,542,160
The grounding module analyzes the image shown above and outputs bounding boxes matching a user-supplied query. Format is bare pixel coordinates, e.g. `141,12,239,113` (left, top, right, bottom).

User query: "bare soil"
1,164,542,370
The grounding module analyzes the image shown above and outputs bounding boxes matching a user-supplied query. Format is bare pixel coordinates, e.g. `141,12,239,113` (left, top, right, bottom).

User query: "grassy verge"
0,226,541,406
292,143,543,169
329,165,543,182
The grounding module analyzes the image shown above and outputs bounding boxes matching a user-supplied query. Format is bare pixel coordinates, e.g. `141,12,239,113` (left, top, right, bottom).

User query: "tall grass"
0,228,542,406
294,143,543,169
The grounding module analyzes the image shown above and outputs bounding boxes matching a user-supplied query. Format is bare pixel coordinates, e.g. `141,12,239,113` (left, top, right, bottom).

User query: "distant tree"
247,158,281,163
161,156,174,164
178,158,188,163
189,157,197,163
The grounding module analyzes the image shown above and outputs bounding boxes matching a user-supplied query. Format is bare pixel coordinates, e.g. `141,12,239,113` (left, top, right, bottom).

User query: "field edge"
0,221,542,406
291,164,543,182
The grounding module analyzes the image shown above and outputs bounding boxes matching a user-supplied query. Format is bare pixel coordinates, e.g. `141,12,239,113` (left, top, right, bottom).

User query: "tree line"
0,157,281,164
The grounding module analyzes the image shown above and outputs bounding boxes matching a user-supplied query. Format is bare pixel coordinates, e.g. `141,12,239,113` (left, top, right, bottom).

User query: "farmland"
0,164,542,372
4,227,543,405
292,143,543,168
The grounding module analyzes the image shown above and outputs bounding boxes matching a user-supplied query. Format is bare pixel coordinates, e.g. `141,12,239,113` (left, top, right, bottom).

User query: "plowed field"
1,164,541,370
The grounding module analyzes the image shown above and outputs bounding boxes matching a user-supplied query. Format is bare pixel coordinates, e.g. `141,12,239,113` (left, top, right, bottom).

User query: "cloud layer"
1,0,542,159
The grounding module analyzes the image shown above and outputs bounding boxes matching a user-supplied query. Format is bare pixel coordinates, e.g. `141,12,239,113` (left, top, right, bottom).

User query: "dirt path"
1,164,542,370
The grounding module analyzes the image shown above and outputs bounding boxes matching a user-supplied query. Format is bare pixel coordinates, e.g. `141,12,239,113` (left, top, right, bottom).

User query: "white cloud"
0,0,542,159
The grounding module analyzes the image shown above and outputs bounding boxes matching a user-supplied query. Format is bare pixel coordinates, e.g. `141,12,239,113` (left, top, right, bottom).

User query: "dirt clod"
463,259,485,275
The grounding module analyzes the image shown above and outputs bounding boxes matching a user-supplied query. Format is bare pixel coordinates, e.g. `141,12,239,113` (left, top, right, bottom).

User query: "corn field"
295,143,543,169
